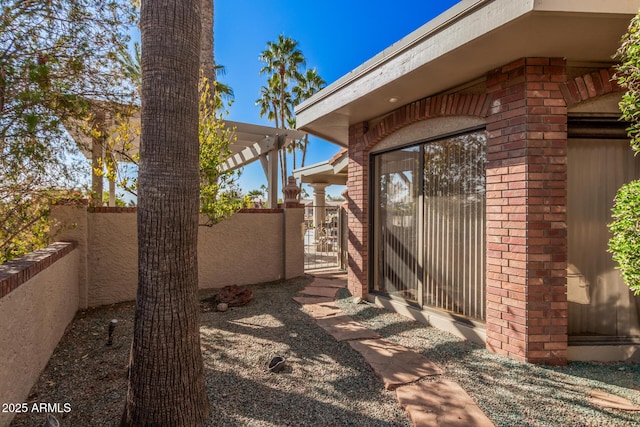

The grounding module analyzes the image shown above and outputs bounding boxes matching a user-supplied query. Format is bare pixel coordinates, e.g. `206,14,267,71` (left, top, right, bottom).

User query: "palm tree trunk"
292,141,297,172
301,134,309,168
121,0,210,425
200,0,215,84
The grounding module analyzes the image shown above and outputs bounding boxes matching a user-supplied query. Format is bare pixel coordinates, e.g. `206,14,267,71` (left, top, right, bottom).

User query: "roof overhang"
293,148,348,185
295,0,640,146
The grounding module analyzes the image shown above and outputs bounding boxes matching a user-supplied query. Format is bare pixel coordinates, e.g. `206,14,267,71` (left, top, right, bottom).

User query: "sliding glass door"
372,130,487,320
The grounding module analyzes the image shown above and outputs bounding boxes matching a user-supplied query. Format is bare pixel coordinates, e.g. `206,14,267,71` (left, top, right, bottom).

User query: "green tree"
608,181,640,294
0,0,136,262
109,41,243,224
610,12,640,294
121,0,210,424
198,76,247,224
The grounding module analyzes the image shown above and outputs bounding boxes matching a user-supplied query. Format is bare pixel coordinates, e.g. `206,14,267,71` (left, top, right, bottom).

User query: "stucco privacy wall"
198,208,304,288
0,243,79,427
51,206,304,308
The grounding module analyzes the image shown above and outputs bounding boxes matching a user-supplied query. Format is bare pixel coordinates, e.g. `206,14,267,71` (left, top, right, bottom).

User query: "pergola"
67,105,306,208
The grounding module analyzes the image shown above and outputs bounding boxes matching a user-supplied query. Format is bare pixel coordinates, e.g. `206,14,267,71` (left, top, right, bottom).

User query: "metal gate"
304,205,345,271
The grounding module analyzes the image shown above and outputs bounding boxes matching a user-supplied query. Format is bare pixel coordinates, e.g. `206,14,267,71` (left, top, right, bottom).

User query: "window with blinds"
568,137,640,341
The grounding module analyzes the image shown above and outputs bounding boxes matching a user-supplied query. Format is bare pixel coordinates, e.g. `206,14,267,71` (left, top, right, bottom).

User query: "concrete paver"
292,296,334,305
296,302,343,319
590,389,640,411
309,271,347,281
316,315,381,342
348,338,443,390
298,270,494,426
307,279,346,288
395,380,495,427
299,285,341,298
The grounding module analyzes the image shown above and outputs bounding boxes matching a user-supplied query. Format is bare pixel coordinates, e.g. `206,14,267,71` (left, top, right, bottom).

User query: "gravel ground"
10,274,640,427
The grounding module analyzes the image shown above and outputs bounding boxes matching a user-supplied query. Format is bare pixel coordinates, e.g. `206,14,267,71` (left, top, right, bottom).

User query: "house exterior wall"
0,243,79,426
347,57,623,365
485,58,569,365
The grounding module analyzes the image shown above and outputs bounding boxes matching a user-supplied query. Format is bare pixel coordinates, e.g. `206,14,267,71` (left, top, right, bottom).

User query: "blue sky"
214,0,462,197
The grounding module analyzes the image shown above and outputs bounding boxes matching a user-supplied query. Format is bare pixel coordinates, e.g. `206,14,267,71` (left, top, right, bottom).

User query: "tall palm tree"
116,45,233,104
116,41,142,88
259,34,305,131
200,0,215,84
200,0,234,105
121,0,210,425
213,63,234,101
256,72,294,185
293,68,326,167
259,35,305,182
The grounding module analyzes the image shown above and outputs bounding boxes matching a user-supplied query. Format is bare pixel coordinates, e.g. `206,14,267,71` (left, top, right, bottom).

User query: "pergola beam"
220,135,276,172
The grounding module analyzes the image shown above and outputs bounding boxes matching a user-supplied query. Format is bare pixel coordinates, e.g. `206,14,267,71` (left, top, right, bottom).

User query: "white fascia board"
533,0,640,14
293,161,334,179
332,155,349,174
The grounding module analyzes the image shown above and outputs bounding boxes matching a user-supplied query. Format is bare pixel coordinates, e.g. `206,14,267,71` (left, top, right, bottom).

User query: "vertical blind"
568,138,640,339
373,146,421,303
373,131,487,320
423,133,486,319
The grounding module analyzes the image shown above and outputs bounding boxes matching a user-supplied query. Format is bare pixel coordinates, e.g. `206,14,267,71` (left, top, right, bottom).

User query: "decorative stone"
216,284,253,307
268,356,286,373
282,176,301,203
353,296,362,304
217,303,228,312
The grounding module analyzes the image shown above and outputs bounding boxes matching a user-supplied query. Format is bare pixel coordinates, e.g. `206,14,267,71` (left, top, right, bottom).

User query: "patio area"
9,272,640,426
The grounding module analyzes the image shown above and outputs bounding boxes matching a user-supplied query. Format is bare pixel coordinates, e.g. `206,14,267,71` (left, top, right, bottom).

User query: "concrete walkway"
294,270,495,427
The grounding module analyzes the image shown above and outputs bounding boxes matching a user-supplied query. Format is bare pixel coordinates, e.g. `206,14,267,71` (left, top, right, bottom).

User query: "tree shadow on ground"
202,370,406,427
198,275,410,425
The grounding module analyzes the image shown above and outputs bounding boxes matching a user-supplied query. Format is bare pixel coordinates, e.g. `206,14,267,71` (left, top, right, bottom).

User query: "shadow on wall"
49,205,305,308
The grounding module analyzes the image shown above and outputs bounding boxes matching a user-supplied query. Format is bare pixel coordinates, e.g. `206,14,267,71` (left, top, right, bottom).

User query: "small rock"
353,296,362,304
217,303,229,312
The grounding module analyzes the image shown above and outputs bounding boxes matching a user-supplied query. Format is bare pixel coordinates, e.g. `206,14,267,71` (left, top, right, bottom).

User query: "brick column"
347,122,369,298
485,58,568,365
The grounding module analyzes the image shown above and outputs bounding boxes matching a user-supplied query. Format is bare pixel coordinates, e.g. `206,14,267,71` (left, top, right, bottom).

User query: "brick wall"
346,122,369,298
485,58,568,365
346,94,490,300
345,57,624,364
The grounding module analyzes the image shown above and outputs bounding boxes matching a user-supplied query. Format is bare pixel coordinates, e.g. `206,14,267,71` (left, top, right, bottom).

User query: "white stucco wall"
0,248,79,427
